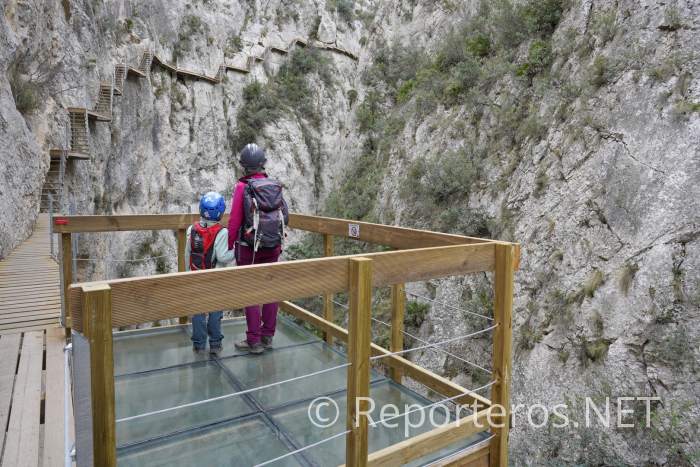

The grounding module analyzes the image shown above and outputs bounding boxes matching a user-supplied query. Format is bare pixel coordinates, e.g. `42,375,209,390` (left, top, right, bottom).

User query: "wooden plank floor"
0,214,61,334
0,328,71,467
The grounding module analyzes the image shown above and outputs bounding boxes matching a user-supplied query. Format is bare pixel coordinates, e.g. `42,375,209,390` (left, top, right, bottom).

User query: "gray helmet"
238,143,267,171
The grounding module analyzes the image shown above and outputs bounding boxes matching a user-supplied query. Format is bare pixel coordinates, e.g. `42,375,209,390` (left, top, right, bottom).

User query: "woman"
229,143,288,355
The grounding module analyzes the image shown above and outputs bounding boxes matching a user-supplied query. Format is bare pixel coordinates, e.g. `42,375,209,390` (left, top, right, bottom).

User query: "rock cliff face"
1,0,698,464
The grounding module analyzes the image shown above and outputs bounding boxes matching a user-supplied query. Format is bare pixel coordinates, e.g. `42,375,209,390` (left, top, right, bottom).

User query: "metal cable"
74,254,176,263
370,325,498,362
406,292,494,321
116,362,350,424
330,298,492,374
368,381,496,428
368,315,492,375
253,429,351,467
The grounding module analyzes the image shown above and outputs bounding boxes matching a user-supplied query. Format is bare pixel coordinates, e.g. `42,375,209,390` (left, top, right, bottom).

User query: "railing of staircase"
48,192,55,259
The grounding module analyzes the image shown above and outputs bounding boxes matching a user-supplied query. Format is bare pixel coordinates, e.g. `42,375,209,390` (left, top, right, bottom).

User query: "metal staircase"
40,155,66,213
93,82,113,119
138,51,153,76
114,64,127,95
68,108,89,155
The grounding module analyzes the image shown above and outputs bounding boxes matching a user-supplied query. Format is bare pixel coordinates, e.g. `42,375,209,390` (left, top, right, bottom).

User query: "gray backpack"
240,177,289,250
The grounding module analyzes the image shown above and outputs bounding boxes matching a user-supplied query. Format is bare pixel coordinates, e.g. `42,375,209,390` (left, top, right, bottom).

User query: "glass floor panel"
114,317,319,376
220,341,382,409
118,415,302,467
268,381,487,467
116,361,255,446
111,315,486,465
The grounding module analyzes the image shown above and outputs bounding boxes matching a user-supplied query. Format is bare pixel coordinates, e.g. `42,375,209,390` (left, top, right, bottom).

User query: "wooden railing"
53,213,517,467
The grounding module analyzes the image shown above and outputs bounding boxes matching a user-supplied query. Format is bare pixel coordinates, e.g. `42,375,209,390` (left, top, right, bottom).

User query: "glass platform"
113,316,488,466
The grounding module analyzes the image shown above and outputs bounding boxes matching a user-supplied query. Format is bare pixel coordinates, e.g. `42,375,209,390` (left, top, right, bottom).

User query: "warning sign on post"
348,223,360,238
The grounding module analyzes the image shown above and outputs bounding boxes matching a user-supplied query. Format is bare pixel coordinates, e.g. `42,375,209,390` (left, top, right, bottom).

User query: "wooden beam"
442,443,490,467
177,228,188,325
51,213,497,250
489,244,514,467
346,258,372,467
2,331,43,467
289,214,492,248
389,283,405,383
69,243,496,332
82,284,117,467
0,334,21,458
61,233,72,336
323,233,335,345
361,409,492,467
280,302,490,409
52,213,205,233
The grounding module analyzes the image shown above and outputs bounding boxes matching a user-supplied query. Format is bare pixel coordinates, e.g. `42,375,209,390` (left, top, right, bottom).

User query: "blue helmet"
199,192,226,221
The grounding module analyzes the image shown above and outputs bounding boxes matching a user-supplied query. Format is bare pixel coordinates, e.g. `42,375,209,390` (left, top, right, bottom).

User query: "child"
229,143,288,355
186,191,235,356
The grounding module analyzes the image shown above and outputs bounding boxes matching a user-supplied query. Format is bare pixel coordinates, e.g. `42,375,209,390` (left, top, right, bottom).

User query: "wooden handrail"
51,212,497,247
68,242,496,332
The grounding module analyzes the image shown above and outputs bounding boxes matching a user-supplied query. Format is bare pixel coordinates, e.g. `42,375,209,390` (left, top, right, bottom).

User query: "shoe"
234,339,265,355
192,346,206,355
209,346,222,357
261,336,273,349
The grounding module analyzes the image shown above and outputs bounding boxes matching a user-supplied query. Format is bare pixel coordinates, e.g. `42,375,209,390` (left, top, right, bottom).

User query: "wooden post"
346,258,372,467
389,283,405,383
82,283,117,467
177,228,188,325
61,233,72,337
490,244,515,467
323,234,335,344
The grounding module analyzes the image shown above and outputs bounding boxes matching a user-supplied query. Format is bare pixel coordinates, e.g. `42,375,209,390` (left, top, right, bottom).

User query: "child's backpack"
189,223,223,270
240,178,288,250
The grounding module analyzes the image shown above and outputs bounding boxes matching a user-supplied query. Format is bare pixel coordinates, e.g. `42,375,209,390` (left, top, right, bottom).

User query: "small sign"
348,223,360,238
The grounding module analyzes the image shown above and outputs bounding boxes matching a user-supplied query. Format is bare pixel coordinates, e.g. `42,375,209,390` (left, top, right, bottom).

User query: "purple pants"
237,244,282,344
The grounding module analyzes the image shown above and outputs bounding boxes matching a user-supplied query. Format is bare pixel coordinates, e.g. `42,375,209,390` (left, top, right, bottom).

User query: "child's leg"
244,305,262,344
207,311,224,348
261,303,278,338
191,314,207,349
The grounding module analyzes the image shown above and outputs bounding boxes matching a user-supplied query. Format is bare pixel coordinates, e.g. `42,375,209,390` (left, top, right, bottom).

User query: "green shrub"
231,48,331,148
618,262,639,295
347,89,358,107
662,6,683,31
518,322,543,351
8,61,40,115
327,0,355,24
516,39,552,77
588,55,612,88
396,79,415,104
465,34,491,58
583,269,605,298
224,35,242,57
405,300,429,328
533,167,549,197
521,0,564,36
583,338,611,363
671,100,700,121
592,9,617,44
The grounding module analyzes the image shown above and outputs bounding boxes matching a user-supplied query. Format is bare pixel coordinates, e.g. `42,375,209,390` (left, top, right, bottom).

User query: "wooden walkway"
0,214,61,334
0,328,72,467
0,214,70,466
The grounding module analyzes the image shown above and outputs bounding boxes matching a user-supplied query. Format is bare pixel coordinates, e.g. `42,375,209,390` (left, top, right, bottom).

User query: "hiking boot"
261,336,273,349
192,346,206,355
234,339,265,355
209,346,223,357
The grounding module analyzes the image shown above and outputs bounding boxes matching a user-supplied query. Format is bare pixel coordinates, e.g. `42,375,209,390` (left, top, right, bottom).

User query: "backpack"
240,177,288,250
189,223,223,270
